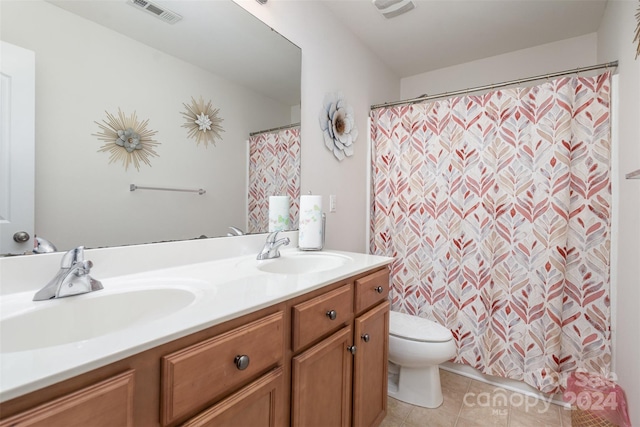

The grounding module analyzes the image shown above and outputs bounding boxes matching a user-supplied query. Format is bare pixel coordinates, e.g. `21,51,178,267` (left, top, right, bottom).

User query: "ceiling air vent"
372,0,415,19
127,0,182,24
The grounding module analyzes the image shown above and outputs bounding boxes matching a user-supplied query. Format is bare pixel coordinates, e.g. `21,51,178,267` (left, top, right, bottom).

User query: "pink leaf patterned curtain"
248,127,301,233
370,73,612,393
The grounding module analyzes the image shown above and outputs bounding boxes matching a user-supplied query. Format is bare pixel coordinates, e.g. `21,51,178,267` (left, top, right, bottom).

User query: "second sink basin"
254,251,352,274
0,282,203,353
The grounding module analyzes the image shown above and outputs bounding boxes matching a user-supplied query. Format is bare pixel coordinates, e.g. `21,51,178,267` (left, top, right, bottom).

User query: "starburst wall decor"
181,96,224,147
93,109,160,171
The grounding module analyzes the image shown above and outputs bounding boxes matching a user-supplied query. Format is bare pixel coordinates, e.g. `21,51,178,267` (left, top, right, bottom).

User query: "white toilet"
388,311,456,408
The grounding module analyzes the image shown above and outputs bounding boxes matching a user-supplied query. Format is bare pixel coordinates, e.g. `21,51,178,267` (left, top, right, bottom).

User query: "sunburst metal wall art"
181,96,224,147
93,109,160,171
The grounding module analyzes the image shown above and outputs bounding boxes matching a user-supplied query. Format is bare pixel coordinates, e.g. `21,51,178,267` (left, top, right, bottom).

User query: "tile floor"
381,369,571,427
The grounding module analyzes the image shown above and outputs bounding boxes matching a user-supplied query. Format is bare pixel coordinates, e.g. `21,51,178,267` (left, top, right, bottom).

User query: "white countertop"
0,247,392,402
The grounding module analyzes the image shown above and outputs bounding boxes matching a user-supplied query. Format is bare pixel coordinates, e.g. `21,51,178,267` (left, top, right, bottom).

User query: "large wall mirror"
0,0,301,256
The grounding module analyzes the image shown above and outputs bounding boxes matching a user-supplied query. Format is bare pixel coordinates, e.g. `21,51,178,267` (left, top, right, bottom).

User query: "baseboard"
439,362,569,408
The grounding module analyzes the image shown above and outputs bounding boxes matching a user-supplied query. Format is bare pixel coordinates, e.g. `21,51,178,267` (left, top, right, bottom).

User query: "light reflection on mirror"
0,0,301,256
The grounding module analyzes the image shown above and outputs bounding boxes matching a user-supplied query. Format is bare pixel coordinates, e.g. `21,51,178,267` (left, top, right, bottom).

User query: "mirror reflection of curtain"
248,126,301,233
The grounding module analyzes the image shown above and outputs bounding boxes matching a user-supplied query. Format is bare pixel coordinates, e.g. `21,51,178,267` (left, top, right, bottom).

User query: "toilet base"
387,363,444,408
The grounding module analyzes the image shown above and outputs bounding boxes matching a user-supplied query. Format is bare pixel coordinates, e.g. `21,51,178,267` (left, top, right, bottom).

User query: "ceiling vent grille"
372,0,415,19
127,0,182,24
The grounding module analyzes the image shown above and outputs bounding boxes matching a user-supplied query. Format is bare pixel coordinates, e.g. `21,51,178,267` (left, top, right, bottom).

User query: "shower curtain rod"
249,122,300,137
371,61,619,110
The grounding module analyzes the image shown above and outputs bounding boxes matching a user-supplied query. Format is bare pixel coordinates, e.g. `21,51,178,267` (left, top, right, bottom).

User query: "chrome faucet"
256,231,290,260
33,246,103,301
33,235,57,254
227,226,245,237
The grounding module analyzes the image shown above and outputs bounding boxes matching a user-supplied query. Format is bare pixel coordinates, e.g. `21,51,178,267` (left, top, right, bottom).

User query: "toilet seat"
389,311,452,343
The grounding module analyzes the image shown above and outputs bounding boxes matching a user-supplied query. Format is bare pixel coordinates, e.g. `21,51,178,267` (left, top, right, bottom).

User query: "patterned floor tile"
381,370,567,427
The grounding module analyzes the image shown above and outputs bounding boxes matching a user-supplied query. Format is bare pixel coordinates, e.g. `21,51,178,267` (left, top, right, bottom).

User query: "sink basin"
0,285,200,353
254,252,352,274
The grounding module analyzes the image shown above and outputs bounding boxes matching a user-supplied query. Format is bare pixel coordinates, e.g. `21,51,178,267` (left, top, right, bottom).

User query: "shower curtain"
370,72,612,393
247,126,301,233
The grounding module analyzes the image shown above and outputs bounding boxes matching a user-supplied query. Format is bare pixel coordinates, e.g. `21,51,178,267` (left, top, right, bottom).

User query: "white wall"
1,1,292,251
235,0,401,253
401,33,598,99
597,1,640,424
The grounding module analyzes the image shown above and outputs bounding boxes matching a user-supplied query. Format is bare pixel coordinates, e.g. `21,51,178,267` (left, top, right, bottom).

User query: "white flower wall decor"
94,109,160,171
181,96,224,147
319,92,358,161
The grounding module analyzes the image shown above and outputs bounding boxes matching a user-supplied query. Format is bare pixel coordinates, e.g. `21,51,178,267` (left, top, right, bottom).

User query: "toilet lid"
389,311,453,343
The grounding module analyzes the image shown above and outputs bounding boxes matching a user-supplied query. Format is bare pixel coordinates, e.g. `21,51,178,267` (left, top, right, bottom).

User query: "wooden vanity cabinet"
291,267,390,427
0,303,287,427
0,266,390,427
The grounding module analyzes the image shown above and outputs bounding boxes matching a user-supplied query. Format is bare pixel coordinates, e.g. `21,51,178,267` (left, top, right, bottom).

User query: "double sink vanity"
0,233,393,426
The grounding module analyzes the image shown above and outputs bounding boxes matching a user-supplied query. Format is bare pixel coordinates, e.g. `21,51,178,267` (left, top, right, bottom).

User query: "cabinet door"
291,326,353,427
181,367,284,427
353,302,389,427
0,370,135,427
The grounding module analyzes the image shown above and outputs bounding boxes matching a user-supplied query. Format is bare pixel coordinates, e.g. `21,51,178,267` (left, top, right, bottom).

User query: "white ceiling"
47,0,301,105
48,0,608,97
322,0,608,78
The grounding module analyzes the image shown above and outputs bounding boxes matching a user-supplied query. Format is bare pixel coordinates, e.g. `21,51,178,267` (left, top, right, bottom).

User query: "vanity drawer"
292,284,353,352
161,311,284,426
354,268,389,314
